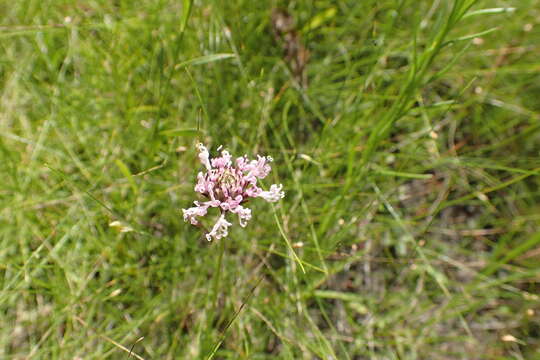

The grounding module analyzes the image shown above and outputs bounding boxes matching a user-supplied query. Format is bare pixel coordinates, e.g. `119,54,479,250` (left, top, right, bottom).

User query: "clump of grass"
0,0,539,358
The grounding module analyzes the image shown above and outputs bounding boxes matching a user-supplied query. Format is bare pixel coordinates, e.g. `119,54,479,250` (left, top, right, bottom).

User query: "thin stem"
212,236,226,308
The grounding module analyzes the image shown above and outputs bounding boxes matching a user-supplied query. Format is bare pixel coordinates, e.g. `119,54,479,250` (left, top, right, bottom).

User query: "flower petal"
258,184,285,202
231,205,252,227
206,214,232,241
197,143,212,170
211,149,232,168
182,202,208,225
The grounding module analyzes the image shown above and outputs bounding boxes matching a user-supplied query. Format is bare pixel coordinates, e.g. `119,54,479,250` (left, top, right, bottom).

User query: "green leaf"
160,128,202,137
302,7,337,33
180,0,193,32
175,53,236,69
463,7,515,19
313,290,368,314
373,166,433,179
115,159,138,195
451,27,499,42
483,231,540,276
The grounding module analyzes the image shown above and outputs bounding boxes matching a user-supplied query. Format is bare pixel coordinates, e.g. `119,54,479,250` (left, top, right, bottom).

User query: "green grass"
1,0,539,358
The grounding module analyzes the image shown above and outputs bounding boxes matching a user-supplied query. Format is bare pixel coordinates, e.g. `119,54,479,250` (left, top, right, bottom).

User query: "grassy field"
1,0,540,358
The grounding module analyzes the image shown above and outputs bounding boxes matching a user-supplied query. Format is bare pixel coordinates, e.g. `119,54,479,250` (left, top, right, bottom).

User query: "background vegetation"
1,0,539,358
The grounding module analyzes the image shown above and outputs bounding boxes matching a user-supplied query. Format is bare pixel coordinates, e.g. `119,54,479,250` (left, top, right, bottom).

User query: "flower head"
183,144,285,240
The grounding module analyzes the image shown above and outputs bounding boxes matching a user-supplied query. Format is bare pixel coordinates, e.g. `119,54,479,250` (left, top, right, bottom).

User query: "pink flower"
182,143,285,241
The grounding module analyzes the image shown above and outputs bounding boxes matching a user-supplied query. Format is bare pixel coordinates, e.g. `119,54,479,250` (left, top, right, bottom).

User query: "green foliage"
0,0,539,358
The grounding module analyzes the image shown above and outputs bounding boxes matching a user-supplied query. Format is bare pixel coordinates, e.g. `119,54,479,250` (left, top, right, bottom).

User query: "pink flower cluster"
182,143,285,241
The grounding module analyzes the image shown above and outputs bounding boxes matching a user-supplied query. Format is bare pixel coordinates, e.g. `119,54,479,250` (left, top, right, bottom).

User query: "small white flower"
206,214,232,241
232,205,252,227
182,202,208,225
258,184,285,202
197,143,211,170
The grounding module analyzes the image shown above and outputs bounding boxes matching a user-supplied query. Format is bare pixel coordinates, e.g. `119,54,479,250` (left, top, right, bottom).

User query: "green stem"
212,237,226,308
